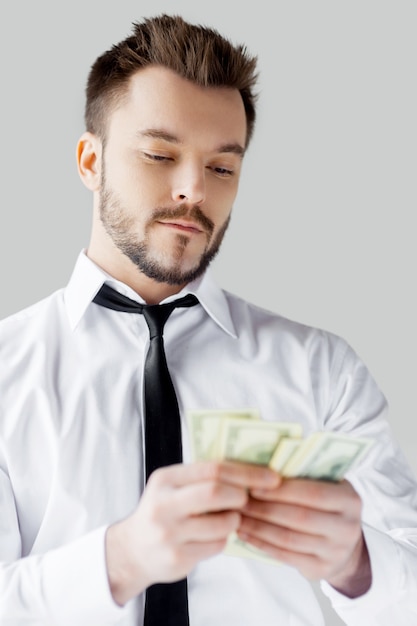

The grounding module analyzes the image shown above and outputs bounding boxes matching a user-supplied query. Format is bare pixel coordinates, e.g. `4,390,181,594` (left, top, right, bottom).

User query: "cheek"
112,164,168,208
209,182,238,218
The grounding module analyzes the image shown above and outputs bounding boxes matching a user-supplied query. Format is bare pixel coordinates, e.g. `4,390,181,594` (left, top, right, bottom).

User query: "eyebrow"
137,128,245,157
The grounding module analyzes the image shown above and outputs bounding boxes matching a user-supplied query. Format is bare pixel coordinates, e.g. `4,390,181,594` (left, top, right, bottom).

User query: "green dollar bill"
282,431,374,481
187,408,260,461
219,418,303,465
269,437,302,472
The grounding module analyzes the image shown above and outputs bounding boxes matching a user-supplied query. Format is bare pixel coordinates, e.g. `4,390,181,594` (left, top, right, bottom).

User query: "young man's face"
97,65,247,286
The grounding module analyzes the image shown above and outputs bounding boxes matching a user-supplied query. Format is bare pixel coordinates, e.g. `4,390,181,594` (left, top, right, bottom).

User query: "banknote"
187,408,373,565
268,437,302,472
223,531,280,566
187,408,260,460
224,429,373,563
280,431,374,480
218,418,303,465
218,419,302,563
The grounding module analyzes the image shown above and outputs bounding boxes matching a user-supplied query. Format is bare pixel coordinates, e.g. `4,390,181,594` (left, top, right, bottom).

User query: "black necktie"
93,282,198,626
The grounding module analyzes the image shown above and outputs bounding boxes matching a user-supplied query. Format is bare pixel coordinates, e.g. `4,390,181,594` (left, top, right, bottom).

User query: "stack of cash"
187,409,373,564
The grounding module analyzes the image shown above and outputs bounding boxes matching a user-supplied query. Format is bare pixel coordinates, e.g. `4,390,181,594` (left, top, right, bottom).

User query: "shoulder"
223,288,347,350
0,289,66,358
222,290,387,421
221,289,371,391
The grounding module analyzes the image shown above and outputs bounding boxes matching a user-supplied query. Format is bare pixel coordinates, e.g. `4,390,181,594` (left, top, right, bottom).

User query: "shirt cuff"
320,523,408,624
42,525,129,625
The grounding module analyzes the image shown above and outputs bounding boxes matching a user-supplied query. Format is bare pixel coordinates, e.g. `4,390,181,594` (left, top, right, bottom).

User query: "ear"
76,132,102,191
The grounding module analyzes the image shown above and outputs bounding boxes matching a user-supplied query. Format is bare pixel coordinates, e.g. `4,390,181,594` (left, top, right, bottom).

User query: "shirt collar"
64,250,237,338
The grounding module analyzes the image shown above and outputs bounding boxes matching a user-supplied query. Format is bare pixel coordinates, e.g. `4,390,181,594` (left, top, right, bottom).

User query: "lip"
157,220,204,234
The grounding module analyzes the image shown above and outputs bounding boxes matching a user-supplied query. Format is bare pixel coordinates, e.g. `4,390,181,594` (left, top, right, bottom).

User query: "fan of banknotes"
187,408,374,565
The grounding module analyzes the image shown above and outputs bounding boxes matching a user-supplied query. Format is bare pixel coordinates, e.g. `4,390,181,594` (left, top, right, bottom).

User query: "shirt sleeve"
318,337,417,624
0,468,129,626
321,523,417,625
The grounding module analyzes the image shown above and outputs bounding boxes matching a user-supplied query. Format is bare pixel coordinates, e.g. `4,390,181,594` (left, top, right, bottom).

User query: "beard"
98,173,230,286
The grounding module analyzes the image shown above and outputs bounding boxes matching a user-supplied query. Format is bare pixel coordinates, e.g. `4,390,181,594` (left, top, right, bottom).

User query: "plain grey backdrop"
1,2,416,624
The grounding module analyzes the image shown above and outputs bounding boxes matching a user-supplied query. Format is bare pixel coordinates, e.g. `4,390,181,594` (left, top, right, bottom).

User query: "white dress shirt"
1,250,416,626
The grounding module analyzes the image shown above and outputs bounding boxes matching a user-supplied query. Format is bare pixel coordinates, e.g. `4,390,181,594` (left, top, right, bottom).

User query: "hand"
237,478,372,598
106,460,280,605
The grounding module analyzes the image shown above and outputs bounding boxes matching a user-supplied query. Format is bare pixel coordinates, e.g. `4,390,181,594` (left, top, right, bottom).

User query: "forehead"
107,65,247,149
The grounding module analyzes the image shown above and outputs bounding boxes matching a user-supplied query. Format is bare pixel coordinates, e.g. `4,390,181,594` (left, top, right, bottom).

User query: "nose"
171,161,206,205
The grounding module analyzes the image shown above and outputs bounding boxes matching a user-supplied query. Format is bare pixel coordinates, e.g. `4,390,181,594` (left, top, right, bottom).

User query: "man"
0,13,416,626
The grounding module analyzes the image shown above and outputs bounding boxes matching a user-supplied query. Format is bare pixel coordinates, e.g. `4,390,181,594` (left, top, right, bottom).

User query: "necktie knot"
93,284,198,333
142,294,199,339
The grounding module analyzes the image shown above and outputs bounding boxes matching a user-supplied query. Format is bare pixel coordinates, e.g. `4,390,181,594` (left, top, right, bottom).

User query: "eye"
210,165,234,177
143,152,173,162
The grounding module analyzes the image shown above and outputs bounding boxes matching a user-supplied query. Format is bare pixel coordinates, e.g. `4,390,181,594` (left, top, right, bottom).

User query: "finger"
144,463,278,522
215,461,281,489
250,478,361,515
235,529,326,579
241,499,341,535
237,519,363,581
179,510,241,542
148,538,232,584
150,460,281,491
180,539,232,564
171,480,249,517
238,516,329,557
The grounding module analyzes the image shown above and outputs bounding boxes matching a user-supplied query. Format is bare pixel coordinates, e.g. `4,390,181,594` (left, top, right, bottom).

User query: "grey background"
0,2,416,624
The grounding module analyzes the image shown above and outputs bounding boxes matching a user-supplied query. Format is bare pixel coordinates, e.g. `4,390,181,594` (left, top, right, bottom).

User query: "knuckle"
205,480,222,500
205,461,222,481
343,480,362,506
281,527,298,550
147,500,166,524
152,522,174,547
147,467,165,488
225,511,241,531
293,505,311,526
165,546,183,570
308,480,326,501
239,489,249,507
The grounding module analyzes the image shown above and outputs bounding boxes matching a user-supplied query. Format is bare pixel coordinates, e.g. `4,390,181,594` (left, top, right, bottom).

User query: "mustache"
151,205,215,236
